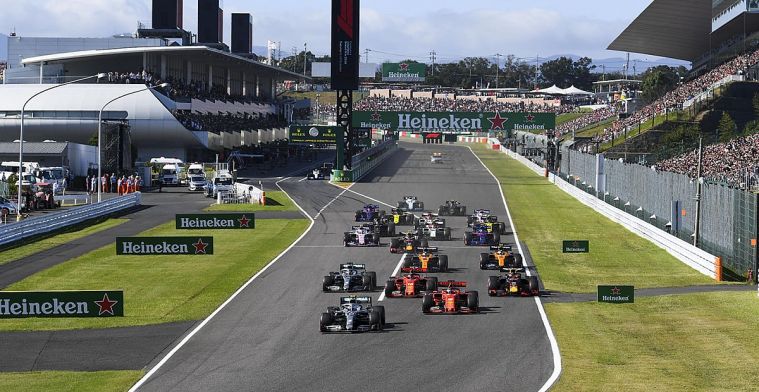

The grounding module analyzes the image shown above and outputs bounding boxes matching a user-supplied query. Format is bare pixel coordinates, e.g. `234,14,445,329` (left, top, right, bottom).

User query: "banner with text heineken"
116,237,214,255
288,125,343,144
352,111,555,133
0,290,123,318
597,285,634,304
176,213,254,229
381,62,426,82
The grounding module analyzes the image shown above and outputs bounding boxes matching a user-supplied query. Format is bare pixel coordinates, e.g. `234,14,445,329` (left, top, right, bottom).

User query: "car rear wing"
490,245,512,251
418,247,439,253
501,267,526,274
340,263,366,270
437,280,467,288
340,296,372,305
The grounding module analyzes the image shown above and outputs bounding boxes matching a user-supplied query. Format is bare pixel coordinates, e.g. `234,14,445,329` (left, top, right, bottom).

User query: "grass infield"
0,219,128,266
0,218,309,331
471,144,715,293
205,190,298,212
0,370,142,392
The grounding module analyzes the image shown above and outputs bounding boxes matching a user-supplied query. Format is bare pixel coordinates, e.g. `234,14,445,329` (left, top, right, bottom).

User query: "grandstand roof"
21,45,308,80
607,0,711,62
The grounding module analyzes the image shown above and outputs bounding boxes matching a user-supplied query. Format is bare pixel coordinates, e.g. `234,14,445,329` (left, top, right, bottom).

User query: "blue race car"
355,204,385,222
464,223,500,246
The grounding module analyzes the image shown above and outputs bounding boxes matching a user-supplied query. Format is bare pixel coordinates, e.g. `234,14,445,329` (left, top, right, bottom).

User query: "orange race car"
479,245,523,270
384,274,438,298
401,248,449,273
422,280,479,314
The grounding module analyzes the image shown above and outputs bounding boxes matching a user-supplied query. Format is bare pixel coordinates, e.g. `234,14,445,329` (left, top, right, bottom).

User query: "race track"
135,142,555,392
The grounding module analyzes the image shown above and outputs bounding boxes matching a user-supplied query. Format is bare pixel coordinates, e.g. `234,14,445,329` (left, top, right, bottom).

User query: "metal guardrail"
0,192,141,248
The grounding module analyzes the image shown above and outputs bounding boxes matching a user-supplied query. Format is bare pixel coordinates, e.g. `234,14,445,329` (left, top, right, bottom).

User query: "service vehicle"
343,226,381,247
422,281,479,314
322,263,377,292
187,175,207,191
397,195,424,211
465,224,500,246
0,196,19,217
401,248,449,273
479,245,523,270
38,167,69,194
320,296,385,333
205,170,234,198
187,163,205,176
437,200,467,216
487,268,540,297
384,274,438,298
431,152,443,163
355,204,385,222
389,232,428,253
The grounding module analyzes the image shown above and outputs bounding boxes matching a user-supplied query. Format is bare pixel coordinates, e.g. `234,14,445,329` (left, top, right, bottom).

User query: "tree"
640,65,683,104
539,56,596,90
717,111,736,143
277,51,328,76
752,92,759,117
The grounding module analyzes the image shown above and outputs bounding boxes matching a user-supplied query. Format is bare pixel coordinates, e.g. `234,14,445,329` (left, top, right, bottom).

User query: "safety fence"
0,192,141,248
331,139,399,182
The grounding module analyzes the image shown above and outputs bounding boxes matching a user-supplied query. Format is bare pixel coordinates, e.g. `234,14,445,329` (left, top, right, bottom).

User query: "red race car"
422,280,479,314
384,274,438,298
401,248,448,273
487,268,540,297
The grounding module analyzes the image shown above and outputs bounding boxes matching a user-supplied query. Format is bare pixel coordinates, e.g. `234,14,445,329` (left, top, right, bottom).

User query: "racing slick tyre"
372,235,380,246
422,293,434,313
493,231,501,244
369,310,382,331
421,239,429,248
379,210,386,218
323,276,333,292
467,216,475,225
402,257,412,269
443,227,451,240
390,238,400,250
498,223,506,234
388,221,396,236
510,254,523,268
425,277,438,292
418,202,424,210
464,232,472,246
439,255,449,272
460,206,467,216
374,305,386,326
354,211,362,221
437,206,446,215
384,280,395,297
362,275,373,291
480,253,489,263
487,276,500,295
343,233,351,247
528,276,540,296
366,272,377,290
467,291,479,312
320,312,333,332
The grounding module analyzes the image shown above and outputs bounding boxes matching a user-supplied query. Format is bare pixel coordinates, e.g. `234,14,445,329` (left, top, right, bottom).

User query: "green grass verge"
547,291,759,391
471,144,715,293
0,219,309,331
0,370,142,392
0,219,128,266
205,190,298,212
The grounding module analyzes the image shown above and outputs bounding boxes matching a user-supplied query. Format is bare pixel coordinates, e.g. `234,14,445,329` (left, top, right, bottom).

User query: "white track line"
378,253,407,302
467,146,562,392
129,176,322,391
337,186,396,210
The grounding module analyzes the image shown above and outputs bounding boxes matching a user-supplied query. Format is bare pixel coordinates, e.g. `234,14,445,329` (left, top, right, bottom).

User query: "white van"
161,163,182,186
205,170,234,199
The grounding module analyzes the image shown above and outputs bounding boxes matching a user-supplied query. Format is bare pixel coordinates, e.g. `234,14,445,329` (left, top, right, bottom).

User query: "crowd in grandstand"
555,106,618,136
352,96,575,114
174,112,285,133
655,132,759,188
596,48,759,144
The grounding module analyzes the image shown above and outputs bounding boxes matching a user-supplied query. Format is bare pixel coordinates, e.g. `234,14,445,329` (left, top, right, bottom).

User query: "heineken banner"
382,62,426,82
289,125,343,144
176,213,254,229
597,285,634,304
116,237,214,255
353,111,555,133
0,290,124,318
562,240,590,253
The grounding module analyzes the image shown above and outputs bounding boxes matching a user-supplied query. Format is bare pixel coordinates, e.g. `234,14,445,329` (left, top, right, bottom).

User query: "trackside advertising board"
0,291,124,318
562,240,589,253
116,237,214,255
289,125,343,144
331,0,360,90
352,111,555,133
382,62,426,82
597,285,634,304
176,213,255,229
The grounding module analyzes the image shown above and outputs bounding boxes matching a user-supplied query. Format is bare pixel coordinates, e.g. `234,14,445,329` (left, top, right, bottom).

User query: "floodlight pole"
693,137,703,247
17,73,104,221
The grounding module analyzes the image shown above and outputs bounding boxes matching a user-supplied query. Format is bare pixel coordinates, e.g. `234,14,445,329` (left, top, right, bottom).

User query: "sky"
0,0,678,70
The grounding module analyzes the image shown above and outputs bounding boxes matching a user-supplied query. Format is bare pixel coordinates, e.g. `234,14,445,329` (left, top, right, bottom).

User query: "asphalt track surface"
136,142,555,392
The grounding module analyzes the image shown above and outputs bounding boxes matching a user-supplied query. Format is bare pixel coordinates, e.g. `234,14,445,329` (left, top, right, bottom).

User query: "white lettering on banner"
122,241,190,254
180,217,234,228
0,298,90,315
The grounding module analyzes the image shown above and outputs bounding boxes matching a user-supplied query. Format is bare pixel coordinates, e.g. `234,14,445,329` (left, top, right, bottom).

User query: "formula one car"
355,204,386,222
464,224,500,246
389,232,429,253
401,248,449,273
362,220,396,237
320,296,386,333
344,226,381,247
307,163,334,180
431,152,443,163
387,208,415,226
479,245,523,270
322,263,377,292
437,200,467,216
384,274,438,298
414,212,446,228
467,209,507,234
414,226,453,241
397,195,425,212
487,268,540,297
466,209,492,225
422,281,479,314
